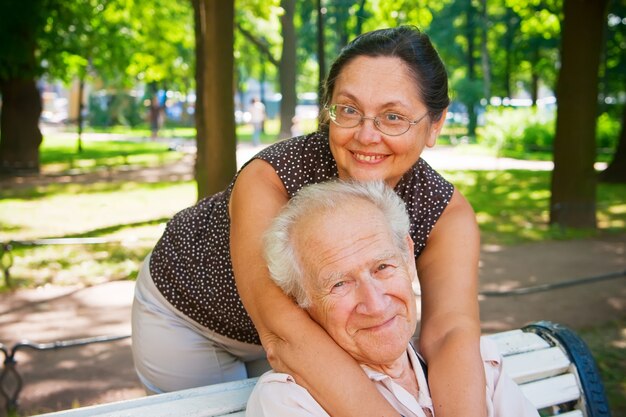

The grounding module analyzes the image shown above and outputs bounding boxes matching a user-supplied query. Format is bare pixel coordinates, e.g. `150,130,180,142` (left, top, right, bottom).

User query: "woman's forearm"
423,326,486,417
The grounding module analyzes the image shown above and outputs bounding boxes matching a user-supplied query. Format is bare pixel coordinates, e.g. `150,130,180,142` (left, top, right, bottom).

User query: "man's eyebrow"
318,251,400,288
319,271,345,290
373,251,398,263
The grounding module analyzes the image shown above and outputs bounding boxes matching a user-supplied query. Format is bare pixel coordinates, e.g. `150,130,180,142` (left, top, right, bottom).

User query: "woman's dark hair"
320,26,449,127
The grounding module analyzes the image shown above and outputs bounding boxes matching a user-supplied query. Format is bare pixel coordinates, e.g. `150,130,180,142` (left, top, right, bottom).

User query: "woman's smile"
352,151,388,163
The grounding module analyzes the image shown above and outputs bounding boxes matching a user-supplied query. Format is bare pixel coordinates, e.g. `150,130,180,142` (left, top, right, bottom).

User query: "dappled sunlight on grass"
40,135,184,174
0,181,196,241
444,169,626,244
7,242,153,288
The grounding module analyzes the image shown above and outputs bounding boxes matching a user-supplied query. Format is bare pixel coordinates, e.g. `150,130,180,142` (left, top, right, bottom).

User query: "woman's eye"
384,113,402,122
342,106,359,115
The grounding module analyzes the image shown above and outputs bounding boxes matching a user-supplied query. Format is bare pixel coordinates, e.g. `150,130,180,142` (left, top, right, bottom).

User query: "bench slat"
503,346,571,384
485,330,551,356
520,373,581,410
550,411,583,417
35,379,258,417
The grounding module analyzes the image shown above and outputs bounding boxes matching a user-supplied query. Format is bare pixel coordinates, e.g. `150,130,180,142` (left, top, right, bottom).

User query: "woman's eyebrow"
334,92,412,110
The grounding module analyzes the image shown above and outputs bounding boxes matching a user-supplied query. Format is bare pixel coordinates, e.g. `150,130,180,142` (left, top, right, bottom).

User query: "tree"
278,0,297,139
599,1,626,183
192,0,237,199
549,0,609,228
0,0,47,174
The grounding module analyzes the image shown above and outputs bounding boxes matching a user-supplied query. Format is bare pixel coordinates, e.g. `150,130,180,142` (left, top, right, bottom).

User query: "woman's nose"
354,117,383,145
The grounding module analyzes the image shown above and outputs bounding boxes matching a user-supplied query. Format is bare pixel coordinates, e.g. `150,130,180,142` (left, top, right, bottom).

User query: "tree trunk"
480,0,491,101
279,0,297,139
599,103,626,183
0,78,43,174
503,7,518,99
549,0,609,228
192,0,237,199
465,0,478,138
317,0,326,113
530,46,540,106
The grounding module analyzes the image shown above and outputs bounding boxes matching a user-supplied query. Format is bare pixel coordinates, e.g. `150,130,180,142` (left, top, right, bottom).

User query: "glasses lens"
328,104,413,135
329,104,361,128
377,113,411,136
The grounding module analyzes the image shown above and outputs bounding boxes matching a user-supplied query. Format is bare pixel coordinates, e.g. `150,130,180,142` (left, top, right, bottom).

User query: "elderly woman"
132,26,483,416
249,180,538,417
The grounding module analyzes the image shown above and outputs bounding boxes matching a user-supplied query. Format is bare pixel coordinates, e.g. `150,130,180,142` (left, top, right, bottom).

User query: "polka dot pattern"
150,131,454,345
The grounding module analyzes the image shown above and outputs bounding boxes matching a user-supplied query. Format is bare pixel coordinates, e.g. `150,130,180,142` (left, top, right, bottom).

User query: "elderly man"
247,180,538,417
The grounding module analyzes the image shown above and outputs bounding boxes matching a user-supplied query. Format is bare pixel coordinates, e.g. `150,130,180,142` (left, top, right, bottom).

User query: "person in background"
247,180,539,417
132,26,485,417
249,97,266,147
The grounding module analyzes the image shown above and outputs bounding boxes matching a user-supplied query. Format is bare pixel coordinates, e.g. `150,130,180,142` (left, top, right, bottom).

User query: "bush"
596,112,620,150
479,107,553,153
521,119,554,151
479,107,621,156
88,92,144,128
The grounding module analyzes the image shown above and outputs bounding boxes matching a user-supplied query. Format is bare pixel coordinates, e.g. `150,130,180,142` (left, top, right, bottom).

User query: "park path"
0,135,623,416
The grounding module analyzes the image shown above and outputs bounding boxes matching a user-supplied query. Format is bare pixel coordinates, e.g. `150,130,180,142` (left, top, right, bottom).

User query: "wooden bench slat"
549,411,583,417
35,379,258,417
485,330,551,356
519,373,581,410
503,346,571,384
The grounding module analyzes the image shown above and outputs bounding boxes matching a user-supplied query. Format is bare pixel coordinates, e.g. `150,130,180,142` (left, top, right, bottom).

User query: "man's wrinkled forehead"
292,199,392,277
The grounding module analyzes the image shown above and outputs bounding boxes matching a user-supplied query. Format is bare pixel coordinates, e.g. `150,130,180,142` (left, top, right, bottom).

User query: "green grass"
444,169,626,245
40,134,184,174
0,180,196,288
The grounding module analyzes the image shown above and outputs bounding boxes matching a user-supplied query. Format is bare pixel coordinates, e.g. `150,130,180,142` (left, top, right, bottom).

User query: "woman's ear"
426,108,448,148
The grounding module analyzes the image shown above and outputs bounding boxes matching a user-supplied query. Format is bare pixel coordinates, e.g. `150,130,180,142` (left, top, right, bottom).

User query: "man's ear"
405,233,415,254
426,108,448,148
404,234,418,280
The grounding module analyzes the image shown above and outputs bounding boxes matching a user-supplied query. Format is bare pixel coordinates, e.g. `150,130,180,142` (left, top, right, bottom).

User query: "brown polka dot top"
149,131,454,345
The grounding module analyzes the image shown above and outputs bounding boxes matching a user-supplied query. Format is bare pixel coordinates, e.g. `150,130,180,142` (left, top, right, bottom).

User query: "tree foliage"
2,0,625,225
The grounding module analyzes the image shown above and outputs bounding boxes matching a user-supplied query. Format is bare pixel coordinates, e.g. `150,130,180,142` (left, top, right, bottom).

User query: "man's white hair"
263,180,411,308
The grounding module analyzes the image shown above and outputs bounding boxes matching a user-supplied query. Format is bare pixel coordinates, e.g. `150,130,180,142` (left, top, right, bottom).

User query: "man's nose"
355,278,388,315
354,117,383,145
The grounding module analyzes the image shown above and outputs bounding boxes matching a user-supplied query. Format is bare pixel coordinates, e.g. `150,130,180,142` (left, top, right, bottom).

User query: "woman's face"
328,55,446,188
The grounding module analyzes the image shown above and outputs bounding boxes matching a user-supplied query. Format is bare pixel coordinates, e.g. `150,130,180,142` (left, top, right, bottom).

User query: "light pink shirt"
246,339,539,417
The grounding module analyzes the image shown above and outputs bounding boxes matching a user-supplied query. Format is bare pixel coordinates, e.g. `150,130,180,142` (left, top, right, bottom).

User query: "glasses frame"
327,103,429,136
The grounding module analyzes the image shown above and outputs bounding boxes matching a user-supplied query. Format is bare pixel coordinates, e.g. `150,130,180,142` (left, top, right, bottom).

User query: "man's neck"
366,351,420,397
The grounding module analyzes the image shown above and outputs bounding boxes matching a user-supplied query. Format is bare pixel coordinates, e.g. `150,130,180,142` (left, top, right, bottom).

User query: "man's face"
293,200,418,366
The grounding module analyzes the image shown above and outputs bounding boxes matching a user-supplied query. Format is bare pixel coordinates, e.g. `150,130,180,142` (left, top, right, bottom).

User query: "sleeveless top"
150,131,454,345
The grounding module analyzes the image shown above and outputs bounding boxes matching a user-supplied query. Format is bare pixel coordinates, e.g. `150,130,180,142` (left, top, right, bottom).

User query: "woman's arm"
417,189,486,417
229,159,400,417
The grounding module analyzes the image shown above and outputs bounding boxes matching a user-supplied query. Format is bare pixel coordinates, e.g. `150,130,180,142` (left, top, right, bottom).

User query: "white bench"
34,321,610,417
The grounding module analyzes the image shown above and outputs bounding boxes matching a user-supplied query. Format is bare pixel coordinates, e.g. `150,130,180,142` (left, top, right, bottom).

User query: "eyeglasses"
327,104,428,136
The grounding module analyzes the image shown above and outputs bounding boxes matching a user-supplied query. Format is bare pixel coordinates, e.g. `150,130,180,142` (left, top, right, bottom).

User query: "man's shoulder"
247,371,329,416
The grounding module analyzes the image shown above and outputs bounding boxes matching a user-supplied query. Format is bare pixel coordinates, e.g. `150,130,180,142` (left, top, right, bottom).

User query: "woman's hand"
417,189,486,417
229,159,401,417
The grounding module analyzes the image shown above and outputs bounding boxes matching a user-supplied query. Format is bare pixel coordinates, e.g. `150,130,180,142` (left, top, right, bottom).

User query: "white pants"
131,253,269,394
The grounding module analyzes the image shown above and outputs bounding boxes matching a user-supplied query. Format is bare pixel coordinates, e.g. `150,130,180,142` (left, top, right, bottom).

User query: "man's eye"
377,264,390,271
332,281,345,288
